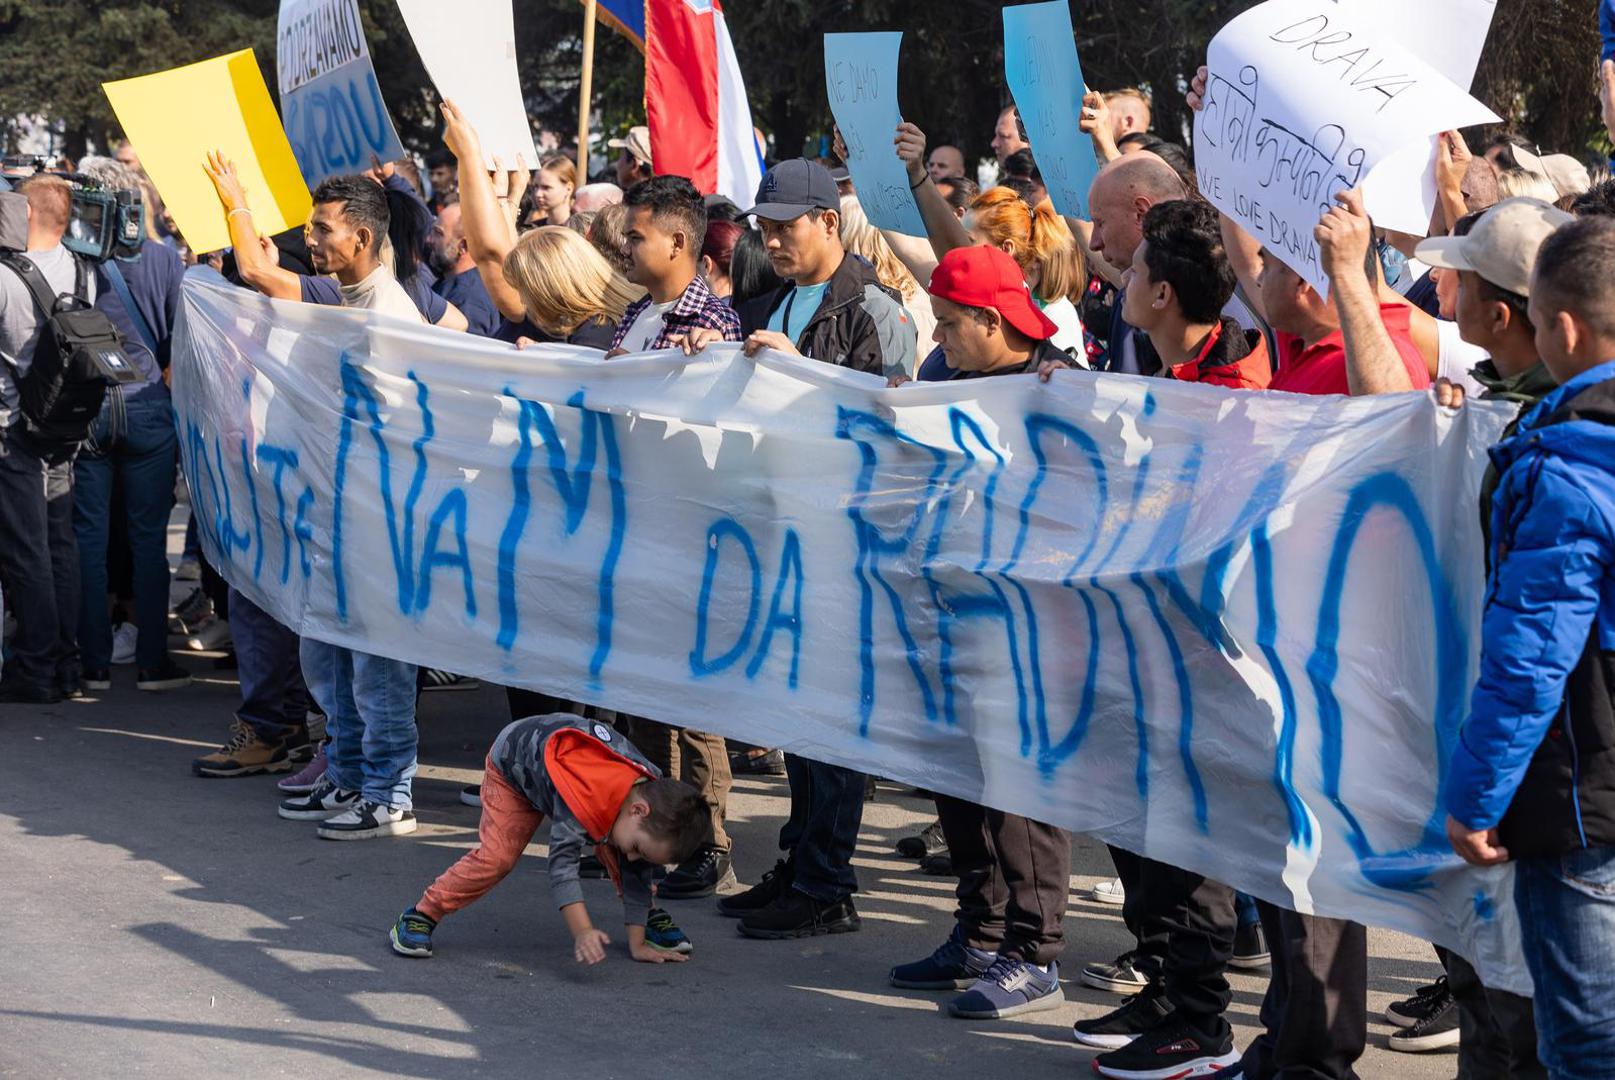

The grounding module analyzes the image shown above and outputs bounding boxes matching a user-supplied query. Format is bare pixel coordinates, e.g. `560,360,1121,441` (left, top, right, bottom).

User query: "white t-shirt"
1041,296,1089,367
338,264,423,324
1435,319,1489,399
617,298,678,354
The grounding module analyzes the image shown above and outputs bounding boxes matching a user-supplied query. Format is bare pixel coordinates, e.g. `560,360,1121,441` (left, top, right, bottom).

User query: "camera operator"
71,156,190,694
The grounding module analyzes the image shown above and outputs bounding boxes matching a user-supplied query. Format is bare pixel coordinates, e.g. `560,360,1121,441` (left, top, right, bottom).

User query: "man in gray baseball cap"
742,157,840,221
1417,197,1572,402
1407,193,1572,1080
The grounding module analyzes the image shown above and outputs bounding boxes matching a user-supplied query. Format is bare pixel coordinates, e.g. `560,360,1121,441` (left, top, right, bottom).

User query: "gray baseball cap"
744,159,839,221
1416,197,1573,298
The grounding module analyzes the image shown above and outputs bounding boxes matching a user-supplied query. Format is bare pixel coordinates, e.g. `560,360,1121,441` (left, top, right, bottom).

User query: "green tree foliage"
0,0,1602,176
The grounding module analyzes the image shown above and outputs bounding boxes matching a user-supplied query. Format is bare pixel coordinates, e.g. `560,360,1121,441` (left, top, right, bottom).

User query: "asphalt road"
0,650,1456,1079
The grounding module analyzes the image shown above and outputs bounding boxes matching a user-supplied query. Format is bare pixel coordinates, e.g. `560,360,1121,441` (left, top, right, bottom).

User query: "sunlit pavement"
0,652,1455,1080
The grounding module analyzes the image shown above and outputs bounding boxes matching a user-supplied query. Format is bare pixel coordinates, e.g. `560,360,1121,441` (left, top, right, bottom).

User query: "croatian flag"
644,0,764,205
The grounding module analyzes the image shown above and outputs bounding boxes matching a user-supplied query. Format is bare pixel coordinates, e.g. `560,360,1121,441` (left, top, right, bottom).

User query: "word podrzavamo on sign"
174,270,1526,992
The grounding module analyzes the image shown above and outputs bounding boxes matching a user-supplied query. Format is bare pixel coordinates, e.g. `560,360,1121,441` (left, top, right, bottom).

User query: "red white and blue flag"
642,0,763,205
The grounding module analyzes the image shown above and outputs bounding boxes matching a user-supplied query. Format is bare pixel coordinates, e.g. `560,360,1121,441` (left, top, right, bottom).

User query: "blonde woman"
839,194,935,353
503,227,641,348
530,154,577,229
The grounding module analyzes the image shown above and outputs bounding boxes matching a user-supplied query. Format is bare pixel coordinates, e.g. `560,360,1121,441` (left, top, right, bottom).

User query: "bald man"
927,144,966,183
990,107,1029,168
1104,89,1152,143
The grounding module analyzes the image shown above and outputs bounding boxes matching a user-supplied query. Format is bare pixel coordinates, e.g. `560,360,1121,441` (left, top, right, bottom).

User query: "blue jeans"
229,588,307,742
300,639,418,809
779,755,867,900
72,392,177,671
1517,845,1615,1078
1236,891,1261,927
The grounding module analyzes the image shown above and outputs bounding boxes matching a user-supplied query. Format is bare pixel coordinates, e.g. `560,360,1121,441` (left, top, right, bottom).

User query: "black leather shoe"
738,889,860,939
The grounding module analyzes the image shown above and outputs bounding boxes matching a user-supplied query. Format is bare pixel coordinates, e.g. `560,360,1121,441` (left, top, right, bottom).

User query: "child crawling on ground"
390,713,709,964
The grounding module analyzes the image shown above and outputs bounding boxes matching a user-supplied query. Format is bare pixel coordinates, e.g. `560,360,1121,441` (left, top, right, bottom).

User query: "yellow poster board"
103,50,312,255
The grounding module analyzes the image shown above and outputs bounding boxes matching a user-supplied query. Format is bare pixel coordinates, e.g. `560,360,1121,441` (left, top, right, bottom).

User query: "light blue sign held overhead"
824,32,927,237
1003,1,1101,219
277,0,406,187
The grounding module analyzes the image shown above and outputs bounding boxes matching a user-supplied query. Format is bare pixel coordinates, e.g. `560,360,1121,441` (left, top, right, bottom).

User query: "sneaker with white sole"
1083,951,1155,994
277,744,329,793
1090,876,1127,905
1093,1018,1240,1079
136,659,192,692
459,784,482,808
278,777,360,820
1387,993,1460,1053
184,614,232,652
317,800,418,840
1385,976,1450,1028
110,622,138,665
1074,986,1174,1049
419,669,478,692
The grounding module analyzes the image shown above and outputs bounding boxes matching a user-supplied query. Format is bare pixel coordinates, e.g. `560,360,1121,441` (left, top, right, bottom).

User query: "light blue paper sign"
824,32,926,237
1003,1,1101,219
277,0,406,187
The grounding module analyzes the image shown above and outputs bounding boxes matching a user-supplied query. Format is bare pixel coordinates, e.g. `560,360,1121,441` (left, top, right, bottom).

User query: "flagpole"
577,0,598,179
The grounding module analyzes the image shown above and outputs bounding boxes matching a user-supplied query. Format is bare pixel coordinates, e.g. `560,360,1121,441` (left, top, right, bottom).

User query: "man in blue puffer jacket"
1446,215,1615,1079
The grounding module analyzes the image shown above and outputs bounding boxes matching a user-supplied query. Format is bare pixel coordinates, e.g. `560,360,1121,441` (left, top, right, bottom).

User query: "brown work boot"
191,719,293,778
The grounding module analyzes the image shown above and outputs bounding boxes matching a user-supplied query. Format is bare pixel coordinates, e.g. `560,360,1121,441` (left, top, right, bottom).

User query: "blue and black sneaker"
948,955,1064,1019
890,924,996,990
389,907,437,958
645,908,694,955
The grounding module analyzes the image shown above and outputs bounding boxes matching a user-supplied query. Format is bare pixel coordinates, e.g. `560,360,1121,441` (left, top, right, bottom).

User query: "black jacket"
736,252,917,379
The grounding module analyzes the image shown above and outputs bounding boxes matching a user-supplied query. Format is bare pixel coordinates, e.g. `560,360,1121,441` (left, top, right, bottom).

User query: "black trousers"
1438,947,1545,1079
936,794,1071,965
1239,905,1367,1080
0,436,78,690
779,756,867,900
1109,846,1235,1025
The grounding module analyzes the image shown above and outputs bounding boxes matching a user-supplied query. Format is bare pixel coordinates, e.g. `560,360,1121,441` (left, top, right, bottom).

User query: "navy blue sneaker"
389,907,436,957
890,924,996,990
948,955,1064,1019
645,908,693,954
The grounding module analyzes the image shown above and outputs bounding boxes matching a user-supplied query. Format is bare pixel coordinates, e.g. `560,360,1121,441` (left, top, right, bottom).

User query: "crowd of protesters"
5,16,1615,1080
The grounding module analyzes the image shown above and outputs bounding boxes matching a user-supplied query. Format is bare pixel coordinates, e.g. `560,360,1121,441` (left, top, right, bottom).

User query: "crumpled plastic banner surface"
174,271,1526,992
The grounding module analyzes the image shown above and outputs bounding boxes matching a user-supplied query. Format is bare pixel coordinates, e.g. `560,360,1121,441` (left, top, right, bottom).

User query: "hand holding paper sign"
1079,91,1119,164
893,122,927,187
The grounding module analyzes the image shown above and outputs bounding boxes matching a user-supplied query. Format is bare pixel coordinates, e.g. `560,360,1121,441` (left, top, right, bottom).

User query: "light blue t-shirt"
766,281,830,344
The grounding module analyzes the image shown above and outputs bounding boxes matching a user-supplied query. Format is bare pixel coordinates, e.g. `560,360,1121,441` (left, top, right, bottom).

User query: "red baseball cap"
927,246,1058,341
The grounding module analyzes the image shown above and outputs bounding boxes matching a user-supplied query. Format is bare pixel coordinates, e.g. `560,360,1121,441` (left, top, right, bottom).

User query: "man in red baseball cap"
885,241,1075,1022
923,245,1073,380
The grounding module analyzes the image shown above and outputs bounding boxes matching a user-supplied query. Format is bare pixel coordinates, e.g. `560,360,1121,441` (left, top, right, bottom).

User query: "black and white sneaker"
459,784,483,808
1385,976,1450,1028
317,800,418,840
1092,1018,1240,1079
1082,951,1155,994
1229,919,1270,969
1387,993,1459,1053
277,778,361,821
419,669,478,692
1073,986,1175,1049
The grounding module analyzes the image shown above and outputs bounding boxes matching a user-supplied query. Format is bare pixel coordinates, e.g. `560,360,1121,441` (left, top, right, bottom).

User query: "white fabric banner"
175,271,1528,992
1194,0,1498,293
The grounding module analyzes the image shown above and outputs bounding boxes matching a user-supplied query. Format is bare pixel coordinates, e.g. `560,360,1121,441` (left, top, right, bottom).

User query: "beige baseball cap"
607,126,652,167
1415,197,1573,298
1515,146,1592,198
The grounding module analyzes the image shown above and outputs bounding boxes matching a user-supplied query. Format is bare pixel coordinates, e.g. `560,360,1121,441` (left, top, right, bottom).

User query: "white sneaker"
1090,877,1126,906
278,778,361,821
174,556,201,582
317,801,418,840
185,614,233,652
111,622,138,665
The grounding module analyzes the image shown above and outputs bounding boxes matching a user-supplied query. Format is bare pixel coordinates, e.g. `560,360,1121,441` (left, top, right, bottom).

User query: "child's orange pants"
417,756,544,921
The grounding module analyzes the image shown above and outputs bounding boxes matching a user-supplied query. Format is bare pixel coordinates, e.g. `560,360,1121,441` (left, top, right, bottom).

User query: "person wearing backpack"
70,156,192,696
0,175,127,702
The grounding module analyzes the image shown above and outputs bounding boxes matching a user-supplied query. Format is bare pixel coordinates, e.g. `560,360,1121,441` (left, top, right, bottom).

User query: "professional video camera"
0,156,146,262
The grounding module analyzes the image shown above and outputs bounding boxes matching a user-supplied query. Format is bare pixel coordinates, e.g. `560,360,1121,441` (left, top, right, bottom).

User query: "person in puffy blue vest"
1446,214,1615,1079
